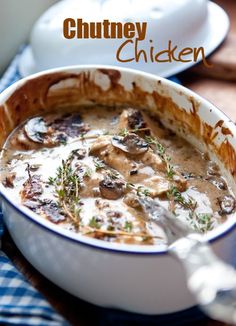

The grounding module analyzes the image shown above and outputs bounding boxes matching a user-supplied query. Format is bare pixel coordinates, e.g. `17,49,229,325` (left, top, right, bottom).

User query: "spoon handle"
169,234,236,325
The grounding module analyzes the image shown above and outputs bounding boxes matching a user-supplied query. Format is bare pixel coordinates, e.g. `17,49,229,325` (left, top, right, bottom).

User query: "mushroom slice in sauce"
111,134,149,155
50,113,90,137
218,195,236,215
11,117,57,150
99,176,125,200
40,201,66,223
206,176,228,190
13,114,90,150
24,117,49,143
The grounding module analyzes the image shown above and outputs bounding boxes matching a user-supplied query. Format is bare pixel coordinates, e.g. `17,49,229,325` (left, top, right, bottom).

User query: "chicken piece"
142,176,170,197
80,173,104,197
90,135,165,178
90,136,135,178
90,134,187,195
89,136,111,155
141,150,166,171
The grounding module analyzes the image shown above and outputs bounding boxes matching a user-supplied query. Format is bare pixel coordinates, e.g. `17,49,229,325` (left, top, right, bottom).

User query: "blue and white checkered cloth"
0,49,69,325
0,47,23,93
0,250,68,326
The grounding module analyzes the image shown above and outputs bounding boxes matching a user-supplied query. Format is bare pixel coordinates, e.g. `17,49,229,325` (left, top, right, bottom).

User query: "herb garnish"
84,167,93,178
167,186,196,211
137,186,151,197
188,213,213,233
89,216,101,229
107,169,120,179
48,155,82,228
93,158,105,171
145,136,175,179
119,128,129,137
124,221,133,232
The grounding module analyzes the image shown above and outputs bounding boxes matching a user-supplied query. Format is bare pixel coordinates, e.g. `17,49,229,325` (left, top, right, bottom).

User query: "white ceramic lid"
19,0,229,77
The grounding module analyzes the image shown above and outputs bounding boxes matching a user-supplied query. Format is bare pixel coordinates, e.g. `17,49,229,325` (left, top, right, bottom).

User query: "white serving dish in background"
0,0,57,74
0,66,236,314
19,0,229,77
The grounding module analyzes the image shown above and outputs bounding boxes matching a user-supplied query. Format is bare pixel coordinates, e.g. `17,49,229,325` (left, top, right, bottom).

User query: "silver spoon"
139,197,236,324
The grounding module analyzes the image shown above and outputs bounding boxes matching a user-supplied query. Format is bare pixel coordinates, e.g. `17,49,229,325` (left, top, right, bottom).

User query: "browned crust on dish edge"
0,68,235,177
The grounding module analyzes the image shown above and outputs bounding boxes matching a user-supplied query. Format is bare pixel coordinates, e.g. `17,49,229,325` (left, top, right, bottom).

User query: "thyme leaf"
93,158,105,171
118,128,129,137
84,167,93,178
136,186,151,197
188,213,213,233
89,216,101,229
124,221,133,232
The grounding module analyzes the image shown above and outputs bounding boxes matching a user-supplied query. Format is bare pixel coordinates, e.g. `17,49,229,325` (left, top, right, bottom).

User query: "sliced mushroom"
111,134,149,155
127,108,147,130
23,200,40,211
99,176,125,200
20,175,43,201
218,195,236,215
51,114,90,137
206,176,227,190
24,117,48,143
40,201,66,223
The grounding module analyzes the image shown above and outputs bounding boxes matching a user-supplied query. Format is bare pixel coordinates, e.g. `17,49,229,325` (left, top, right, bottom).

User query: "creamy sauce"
1,106,235,245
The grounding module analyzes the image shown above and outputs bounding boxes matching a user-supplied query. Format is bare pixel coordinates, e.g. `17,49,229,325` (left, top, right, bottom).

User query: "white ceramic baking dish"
0,66,236,315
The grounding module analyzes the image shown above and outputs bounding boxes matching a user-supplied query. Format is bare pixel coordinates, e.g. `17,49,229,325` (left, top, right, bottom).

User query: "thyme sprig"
145,136,175,179
89,216,101,229
188,213,214,233
167,186,197,211
124,221,133,232
48,155,82,228
136,186,151,197
83,226,161,240
118,128,129,137
93,158,106,171
118,127,151,136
